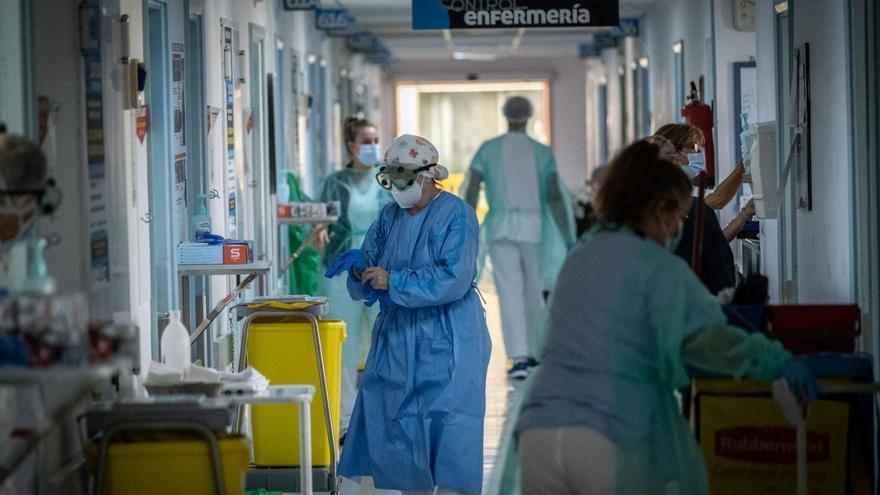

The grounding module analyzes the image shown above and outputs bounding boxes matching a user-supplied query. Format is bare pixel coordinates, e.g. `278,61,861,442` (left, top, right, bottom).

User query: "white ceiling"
333,0,661,61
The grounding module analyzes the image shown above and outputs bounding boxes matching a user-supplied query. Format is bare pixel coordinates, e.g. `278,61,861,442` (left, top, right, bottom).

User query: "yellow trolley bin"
247,318,345,467
92,435,250,495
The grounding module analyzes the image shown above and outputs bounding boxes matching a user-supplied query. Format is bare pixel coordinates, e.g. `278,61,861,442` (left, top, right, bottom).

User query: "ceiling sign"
413,0,619,30
316,9,356,34
283,0,320,10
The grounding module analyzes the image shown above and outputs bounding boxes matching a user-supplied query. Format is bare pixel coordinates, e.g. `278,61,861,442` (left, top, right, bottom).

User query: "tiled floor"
340,278,519,495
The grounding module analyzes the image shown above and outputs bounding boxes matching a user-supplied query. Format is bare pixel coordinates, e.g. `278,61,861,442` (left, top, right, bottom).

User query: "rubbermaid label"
715,426,830,463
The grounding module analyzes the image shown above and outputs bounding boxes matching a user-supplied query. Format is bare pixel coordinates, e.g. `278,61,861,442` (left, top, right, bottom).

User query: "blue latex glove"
363,289,389,308
779,357,821,404
324,249,367,278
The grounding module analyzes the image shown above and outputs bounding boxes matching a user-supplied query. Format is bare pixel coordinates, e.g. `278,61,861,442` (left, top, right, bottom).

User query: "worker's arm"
680,324,791,380
722,199,756,242
388,208,479,309
647,256,789,385
461,169,483,209
705,161,745,210
346,208,388,301
547,172,575,244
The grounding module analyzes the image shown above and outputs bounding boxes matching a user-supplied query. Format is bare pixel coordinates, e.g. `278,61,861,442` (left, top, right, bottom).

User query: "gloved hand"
324,249,367,278
363,289,389,308
779,357,821,404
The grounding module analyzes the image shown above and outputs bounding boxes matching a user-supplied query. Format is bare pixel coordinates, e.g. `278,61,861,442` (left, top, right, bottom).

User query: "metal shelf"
178,261,271,276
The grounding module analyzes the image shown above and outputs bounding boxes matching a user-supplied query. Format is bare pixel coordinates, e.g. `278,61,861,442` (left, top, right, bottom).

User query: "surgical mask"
391,180,423,209
683,151,706,179
357,144,382,166
665,219,684,253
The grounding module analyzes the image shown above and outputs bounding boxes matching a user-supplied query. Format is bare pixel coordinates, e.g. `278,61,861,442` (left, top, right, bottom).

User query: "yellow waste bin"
248,318,345,467
92,435,250,495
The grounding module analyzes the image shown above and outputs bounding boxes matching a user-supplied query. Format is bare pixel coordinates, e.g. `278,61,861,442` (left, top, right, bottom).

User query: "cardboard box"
177,243,223,265
223,243,249,264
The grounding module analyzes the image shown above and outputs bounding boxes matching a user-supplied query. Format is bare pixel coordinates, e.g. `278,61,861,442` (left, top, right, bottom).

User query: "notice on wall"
82,0,110,284
174,154,187,212
223,25,238,231
412,0,619,30
172,43,186,147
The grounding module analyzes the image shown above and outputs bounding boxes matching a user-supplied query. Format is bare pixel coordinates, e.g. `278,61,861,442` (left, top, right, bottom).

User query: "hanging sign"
283,0,320,10
135,106,149,144
593,31,618,49
413,0,619,30
346,32,378,53
315,9,356,34
579,43,601,59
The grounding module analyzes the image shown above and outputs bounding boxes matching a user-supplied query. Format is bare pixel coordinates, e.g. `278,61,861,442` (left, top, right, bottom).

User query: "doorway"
395,80,550,200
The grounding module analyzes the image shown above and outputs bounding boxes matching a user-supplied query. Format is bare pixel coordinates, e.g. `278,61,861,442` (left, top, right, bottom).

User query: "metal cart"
232,298,341,495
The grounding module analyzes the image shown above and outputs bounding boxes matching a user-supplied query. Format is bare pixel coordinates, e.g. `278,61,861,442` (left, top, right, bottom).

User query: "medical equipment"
160,309,190,371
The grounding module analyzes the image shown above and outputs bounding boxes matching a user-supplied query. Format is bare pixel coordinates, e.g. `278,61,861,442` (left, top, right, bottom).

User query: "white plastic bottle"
160,310,191,371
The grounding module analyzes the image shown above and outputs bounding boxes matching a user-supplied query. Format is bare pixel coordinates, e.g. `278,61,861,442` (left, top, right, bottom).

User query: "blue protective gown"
337,191,492,495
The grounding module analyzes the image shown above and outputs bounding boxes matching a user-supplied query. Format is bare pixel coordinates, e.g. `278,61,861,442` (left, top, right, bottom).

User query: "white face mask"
391,180,424,209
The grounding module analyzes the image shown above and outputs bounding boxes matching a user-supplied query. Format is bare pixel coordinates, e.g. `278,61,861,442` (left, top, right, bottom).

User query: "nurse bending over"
332,134,491,495
516,140,818,495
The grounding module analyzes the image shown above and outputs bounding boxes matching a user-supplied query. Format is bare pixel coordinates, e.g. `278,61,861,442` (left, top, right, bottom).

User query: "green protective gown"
487,227,792,495
462,133,575,290
317,166,391,367
285,172,320,295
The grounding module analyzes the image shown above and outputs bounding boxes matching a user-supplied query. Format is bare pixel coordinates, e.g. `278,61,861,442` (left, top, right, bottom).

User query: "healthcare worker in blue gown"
334,134,491,495
318,116,390,435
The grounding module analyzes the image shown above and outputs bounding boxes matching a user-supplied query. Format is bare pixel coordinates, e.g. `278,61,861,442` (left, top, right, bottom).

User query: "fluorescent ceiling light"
774,2,789,13
672,42,683,54
639,57,649,68
452,51,499,61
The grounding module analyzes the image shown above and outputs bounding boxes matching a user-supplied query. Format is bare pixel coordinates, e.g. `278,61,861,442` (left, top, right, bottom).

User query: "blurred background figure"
317,116,390,437
462,96,574,380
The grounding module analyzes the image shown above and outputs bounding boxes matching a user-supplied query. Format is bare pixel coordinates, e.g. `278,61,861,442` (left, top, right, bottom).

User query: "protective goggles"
375,163,437,191
0,177,63,215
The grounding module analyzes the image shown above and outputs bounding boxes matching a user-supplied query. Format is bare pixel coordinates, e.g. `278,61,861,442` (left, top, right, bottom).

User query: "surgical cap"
384,134,449,180
502,96,533,124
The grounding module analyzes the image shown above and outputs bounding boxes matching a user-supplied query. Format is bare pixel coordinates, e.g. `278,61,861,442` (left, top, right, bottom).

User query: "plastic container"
247,318,345,467
766,305,860,355
160,310,190,371
192,194,212,242
91,435,250,495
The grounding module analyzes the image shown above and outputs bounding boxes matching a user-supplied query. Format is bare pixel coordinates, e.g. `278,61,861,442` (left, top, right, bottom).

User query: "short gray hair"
502,96,533,124
0,134,47,190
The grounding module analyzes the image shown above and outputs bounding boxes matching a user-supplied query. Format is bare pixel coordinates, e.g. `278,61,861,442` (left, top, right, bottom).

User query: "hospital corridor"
2,0,880,494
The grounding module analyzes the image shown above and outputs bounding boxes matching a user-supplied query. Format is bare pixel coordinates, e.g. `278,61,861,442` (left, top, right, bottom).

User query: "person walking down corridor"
462,96,575,380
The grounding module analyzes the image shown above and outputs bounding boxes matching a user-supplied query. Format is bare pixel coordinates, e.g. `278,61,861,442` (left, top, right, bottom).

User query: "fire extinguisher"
681,78,715,186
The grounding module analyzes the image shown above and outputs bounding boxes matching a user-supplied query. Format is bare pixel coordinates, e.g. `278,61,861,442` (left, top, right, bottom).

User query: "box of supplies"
178,242,252,265
692,378,851,494
177,242,224,265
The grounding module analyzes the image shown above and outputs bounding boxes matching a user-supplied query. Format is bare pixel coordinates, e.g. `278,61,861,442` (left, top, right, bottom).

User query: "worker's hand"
741,199,756,219
362,267,390,290
315,227,330,251
779,357,820,405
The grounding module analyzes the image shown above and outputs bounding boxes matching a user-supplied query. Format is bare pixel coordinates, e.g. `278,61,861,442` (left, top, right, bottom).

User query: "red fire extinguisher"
681,78,715,186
